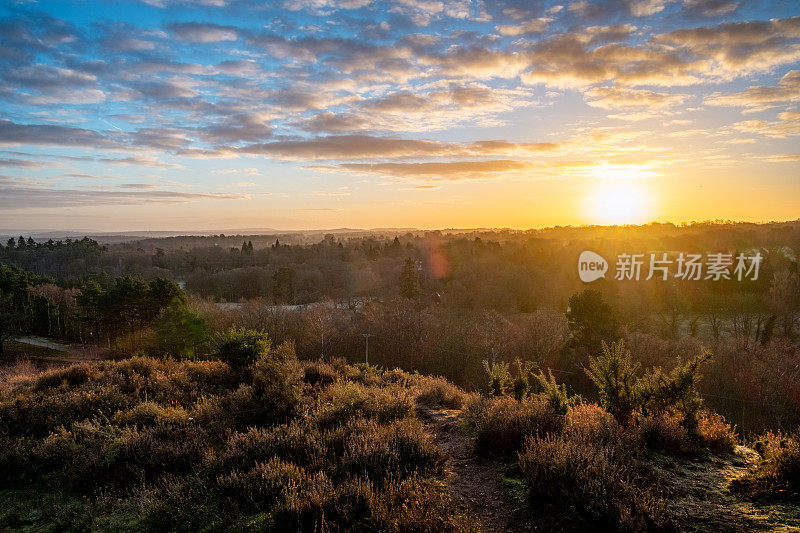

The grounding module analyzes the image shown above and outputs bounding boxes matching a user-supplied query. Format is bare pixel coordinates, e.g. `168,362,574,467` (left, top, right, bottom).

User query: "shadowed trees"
566,289,618,354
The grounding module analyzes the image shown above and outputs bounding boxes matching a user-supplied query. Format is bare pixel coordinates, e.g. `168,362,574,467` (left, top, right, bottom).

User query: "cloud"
705,70,800,111
734,110,800,138
197,113,273,143
99,155,183,168
168,22,240,43
0,180,246,209
215,59,261,76
656,17,800,76
300,112,372,133
682,0,739,17
763,154,800,162
0,157,58,168
312,159,537,180
566,0,672,20
425,46,530,78
521,35,702,88
518,17,800,89
585,86,687,109
119,183,158,189
28,90,107,105
4,64,96,91
239,134,563,160
296,85,529,133
496,18,551,36
628,0,673,17
0,120,118,148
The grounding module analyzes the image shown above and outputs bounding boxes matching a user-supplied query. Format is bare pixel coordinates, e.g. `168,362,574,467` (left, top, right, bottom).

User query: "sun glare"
585,173,655,225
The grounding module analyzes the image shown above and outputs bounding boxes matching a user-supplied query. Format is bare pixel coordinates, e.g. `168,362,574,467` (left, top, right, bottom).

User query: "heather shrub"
638,414,690,454
34,363,96,390
191,384,268,433
697,411,737,454
211,423,324,475
380,367,415,386
302,359,338,387
366,476,476,533
115,424,209,483
265,470,336,531
519,433,674,531
472,396,564,458
730,430,800,501
415,376,468,409
0,384,132,438
0,360,38,396
336,418,444,484
315,381,414,428
565,403,621,445
112,401,190,428
27,422,123,488
182,359,236,392
217,457,307,511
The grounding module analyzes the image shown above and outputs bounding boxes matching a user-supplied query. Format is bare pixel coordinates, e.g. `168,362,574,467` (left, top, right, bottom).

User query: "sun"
584,165,656,225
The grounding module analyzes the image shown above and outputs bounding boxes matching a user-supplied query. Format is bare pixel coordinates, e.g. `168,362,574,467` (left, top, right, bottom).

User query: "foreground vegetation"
0,334,473,531
1,330,798,531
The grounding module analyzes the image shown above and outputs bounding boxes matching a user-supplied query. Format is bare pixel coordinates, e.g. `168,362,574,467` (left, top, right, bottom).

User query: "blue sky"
0,0,798,231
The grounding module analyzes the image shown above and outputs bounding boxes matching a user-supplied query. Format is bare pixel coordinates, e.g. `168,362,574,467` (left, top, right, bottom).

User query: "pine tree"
399,258,421,298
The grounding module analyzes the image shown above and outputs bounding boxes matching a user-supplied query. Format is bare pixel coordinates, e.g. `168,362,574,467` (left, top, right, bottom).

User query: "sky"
0,0,798,232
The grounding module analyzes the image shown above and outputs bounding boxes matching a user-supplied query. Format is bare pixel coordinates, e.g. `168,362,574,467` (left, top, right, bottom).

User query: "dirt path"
417,406,531,533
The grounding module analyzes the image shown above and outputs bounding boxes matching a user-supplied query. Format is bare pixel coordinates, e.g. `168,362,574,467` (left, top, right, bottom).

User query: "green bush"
586,339,639,427
212,327,270,368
